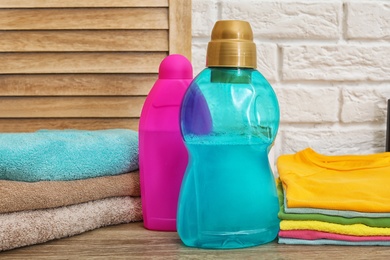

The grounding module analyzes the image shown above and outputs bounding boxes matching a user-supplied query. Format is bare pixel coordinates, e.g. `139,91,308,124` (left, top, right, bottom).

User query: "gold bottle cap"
206,20,257,69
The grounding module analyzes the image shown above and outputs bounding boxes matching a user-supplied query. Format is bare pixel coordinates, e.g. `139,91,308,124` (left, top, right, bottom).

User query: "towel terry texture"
0,128,143,251
0,172,140,213
0,196,142,251
0,129,139,181
277,148,390,246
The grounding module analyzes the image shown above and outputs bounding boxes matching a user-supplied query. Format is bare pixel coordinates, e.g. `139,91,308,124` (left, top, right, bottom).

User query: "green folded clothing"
0,129,138,182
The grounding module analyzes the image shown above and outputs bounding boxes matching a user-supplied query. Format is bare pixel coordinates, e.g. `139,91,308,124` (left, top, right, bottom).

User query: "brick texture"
191,0,390,161
281,127,386,155
347,1,390,40
341,86,390,123
283,45,390,81
276,86,339,123
221,1,341,39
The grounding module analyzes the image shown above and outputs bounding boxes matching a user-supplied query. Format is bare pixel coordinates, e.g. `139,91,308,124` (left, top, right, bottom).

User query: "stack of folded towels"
277,148,390,246
0,129,142,251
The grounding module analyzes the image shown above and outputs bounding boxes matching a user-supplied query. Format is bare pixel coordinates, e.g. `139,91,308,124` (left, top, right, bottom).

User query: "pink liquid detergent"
139,54,193,231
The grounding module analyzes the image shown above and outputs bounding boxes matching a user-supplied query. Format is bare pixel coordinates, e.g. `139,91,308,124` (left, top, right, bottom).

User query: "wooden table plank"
1,222,390,259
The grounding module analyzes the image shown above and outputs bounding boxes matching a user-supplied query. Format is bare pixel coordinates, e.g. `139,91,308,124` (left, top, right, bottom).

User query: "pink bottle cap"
159,54,193,80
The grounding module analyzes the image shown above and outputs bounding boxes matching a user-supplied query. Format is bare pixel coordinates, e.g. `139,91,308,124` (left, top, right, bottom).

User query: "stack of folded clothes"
0,129,142,251
277,148,390,246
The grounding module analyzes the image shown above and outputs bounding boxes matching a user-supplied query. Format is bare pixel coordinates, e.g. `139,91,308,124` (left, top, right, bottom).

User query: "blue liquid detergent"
179,136,279,249
177,67,280,249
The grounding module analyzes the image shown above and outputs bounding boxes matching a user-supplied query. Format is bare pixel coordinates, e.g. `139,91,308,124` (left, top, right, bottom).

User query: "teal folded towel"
0,129,138,182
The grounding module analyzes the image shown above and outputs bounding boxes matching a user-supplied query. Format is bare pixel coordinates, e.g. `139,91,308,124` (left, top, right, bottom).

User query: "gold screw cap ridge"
206,20,257,69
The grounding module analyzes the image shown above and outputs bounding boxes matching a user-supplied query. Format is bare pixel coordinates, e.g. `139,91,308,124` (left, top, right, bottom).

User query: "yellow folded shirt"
277,148,390,212
280,220,390,236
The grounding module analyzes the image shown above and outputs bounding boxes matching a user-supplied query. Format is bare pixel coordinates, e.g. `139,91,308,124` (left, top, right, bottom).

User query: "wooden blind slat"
0,0,168,8
0,118,140,132
0,52,166,74
0,8,168,30
0,97,145,118
0,30,168,52
0,74,157,96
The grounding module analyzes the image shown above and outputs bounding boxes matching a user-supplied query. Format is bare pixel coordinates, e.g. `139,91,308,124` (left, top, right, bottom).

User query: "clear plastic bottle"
177,20,280,249
139,54,193,231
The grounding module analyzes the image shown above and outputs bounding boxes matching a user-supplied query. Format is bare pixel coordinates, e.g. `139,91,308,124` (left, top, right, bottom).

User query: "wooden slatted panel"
0,74,157,96
0,119,141,132
0,53,166,74
0,97,145,118
0,8,169,30
0,0,169,8
0,0,192,132
0,30,169,52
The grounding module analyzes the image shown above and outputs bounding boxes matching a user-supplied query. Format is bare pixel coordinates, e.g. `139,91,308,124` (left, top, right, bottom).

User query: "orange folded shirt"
277,148,390,213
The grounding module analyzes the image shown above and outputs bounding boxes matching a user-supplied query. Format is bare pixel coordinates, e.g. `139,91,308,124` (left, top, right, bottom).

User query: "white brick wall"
191,0,390,161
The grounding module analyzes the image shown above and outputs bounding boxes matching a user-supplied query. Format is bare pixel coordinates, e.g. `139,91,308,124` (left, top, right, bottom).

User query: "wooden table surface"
1,221,390,259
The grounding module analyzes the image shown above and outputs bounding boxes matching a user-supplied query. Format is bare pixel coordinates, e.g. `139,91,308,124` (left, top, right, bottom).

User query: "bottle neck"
209,67,253,84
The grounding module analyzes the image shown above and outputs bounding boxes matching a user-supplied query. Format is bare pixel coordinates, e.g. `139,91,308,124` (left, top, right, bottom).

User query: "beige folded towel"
0,172,140,213
0,196,142,251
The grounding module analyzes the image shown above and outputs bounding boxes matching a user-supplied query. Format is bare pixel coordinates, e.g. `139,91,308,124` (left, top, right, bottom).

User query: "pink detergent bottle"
139,54,193,231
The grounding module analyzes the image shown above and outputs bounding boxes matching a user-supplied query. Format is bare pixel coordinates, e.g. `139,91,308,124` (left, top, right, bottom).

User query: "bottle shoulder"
189,68,274,95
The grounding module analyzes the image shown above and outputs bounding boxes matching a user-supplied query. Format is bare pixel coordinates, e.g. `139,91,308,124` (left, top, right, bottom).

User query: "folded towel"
279,230,390,242
0,196,142,251
278,238,390,246
280,220,390,236
0,172,140,214
277,148,390,212
0,129,139,182
277,181,390,227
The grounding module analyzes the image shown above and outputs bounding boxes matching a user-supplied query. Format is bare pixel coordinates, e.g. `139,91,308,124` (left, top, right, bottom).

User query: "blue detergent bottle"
177,20,280,249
